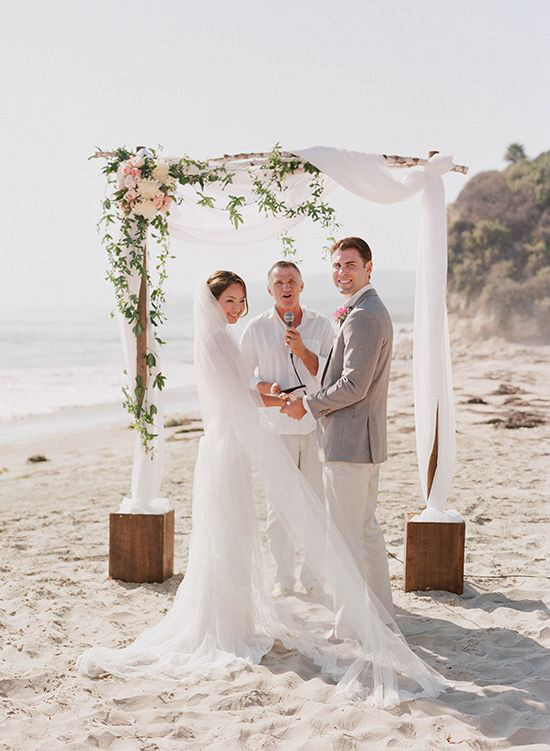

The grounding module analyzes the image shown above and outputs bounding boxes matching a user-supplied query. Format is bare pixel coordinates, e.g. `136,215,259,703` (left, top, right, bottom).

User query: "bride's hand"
259,392,290,407
275,393,291,404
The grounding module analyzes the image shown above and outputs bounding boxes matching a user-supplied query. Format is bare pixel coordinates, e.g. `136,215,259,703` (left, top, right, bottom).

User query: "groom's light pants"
267,432,323,591
323,461,394,629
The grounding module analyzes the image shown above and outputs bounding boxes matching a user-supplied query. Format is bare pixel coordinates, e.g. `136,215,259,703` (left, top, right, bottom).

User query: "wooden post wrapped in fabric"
403,236,466,595
107,224,175,584
109,510,175,583
404,512,465,594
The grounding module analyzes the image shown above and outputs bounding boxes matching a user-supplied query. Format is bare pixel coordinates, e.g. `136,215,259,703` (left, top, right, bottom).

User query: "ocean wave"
0,362,196,421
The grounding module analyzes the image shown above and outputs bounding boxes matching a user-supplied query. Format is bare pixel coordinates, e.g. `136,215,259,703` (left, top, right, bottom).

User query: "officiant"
240,261,335,595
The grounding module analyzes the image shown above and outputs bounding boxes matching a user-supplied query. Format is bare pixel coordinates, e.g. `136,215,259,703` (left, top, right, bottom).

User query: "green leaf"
197,193,215,209
153,372,166,391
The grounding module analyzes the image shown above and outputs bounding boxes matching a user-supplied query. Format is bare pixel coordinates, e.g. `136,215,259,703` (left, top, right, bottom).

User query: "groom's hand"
280,398,307,420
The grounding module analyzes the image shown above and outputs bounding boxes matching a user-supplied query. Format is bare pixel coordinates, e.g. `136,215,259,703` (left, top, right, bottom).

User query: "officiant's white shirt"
240,306,335,435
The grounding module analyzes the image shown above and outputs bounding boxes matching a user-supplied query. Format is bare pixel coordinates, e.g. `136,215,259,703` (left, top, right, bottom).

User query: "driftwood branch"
91,149,468,175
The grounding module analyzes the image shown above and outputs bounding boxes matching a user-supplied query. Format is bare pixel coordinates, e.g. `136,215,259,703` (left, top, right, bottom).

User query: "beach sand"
1,325,549,750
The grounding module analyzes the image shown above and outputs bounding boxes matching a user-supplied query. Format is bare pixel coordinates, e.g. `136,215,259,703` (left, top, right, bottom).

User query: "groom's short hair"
268,260,302,281
330,237,372,264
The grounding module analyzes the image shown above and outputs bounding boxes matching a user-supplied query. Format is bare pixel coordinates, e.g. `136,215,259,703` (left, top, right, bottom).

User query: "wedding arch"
93,144,468,522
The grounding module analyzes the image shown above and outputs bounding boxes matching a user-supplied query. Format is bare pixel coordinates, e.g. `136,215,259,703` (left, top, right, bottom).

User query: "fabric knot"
424,153,455,178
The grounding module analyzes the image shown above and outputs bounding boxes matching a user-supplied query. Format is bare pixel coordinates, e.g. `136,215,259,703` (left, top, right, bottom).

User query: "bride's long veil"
78,280,446,707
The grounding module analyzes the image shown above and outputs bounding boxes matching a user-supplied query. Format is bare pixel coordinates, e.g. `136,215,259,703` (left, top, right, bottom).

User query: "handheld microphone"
282,310,305,389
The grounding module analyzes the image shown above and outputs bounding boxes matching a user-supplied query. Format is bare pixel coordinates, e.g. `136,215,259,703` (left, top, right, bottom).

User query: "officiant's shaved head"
267,260,304,310
267,260,302,281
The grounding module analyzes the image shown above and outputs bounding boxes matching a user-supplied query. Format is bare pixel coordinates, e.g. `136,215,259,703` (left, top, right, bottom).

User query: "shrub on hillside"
447,149,550,341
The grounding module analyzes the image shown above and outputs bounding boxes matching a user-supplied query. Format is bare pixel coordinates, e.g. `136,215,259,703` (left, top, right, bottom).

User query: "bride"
77,270,447,706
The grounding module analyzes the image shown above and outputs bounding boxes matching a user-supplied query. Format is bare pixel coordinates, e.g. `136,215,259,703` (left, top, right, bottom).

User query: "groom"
281,236,394,623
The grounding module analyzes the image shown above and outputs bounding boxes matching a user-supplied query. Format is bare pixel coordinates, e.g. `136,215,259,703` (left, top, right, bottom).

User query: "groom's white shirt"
240,305,335,435
340,282,373,308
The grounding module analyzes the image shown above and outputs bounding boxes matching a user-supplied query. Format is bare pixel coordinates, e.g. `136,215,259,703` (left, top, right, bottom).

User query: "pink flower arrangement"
153,192,172,212
118,158,143,192
332,305,352,325
116,150,176,219
122,163,141,179
130,154,145,169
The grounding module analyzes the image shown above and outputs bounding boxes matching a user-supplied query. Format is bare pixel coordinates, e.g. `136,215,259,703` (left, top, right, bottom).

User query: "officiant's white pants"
267,432,323,590
323,461,393,629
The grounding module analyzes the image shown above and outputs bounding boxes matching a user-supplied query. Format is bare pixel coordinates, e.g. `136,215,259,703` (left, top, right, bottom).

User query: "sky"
1,0,549,314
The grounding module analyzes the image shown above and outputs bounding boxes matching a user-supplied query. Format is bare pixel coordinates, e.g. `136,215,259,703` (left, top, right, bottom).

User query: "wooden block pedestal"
404,512,465,594
109,510,174,583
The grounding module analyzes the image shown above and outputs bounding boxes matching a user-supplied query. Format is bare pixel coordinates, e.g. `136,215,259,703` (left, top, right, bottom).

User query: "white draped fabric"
121,145,461,519
294,148,461,521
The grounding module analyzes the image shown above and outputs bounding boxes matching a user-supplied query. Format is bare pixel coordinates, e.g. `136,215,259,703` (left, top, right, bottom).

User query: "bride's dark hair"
207,270,248,317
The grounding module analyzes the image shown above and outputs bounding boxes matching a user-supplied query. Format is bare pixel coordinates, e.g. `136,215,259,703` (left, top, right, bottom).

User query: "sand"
1,325,550,750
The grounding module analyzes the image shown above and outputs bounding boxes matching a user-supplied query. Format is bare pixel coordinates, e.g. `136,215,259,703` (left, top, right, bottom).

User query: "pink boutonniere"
332,305,352,326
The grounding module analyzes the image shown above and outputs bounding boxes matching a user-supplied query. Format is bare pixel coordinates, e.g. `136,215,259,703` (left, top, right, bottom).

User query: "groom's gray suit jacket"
305,288,392,464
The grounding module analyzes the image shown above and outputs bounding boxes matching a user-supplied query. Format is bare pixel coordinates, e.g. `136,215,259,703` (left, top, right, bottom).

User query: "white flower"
132,199,158,220
152,161,172,184
137,178,161,200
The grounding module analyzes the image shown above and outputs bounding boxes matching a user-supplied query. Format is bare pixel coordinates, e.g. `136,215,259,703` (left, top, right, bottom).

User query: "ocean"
0,272,414,444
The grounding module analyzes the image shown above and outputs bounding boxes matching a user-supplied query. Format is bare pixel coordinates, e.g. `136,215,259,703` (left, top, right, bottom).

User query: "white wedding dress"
77,280,447,706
